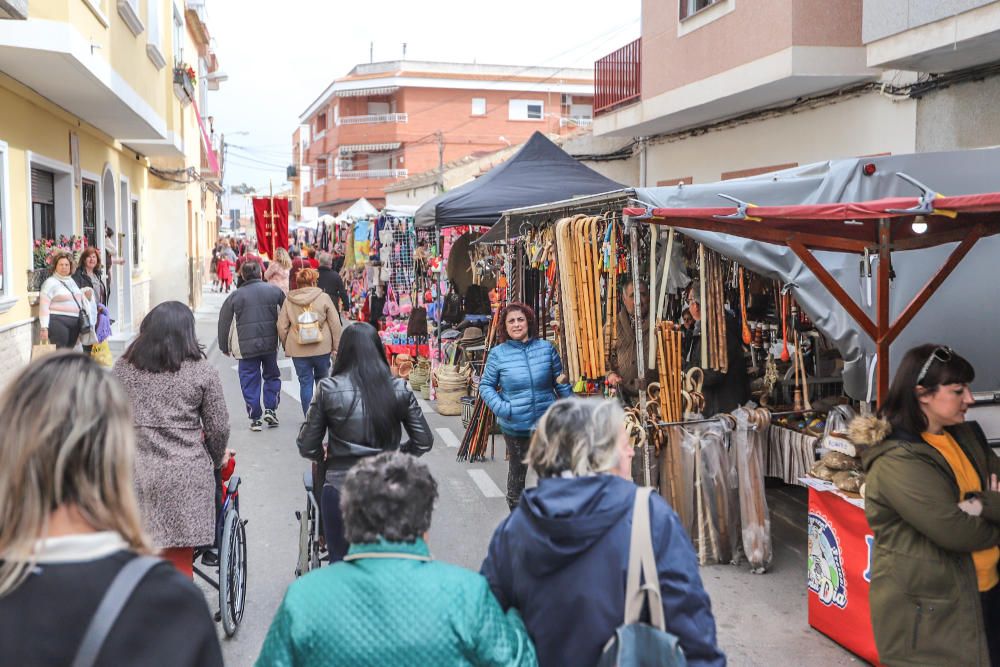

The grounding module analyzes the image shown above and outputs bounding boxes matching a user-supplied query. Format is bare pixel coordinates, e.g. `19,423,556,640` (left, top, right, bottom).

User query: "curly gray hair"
527,397,626,477
341,452,438,544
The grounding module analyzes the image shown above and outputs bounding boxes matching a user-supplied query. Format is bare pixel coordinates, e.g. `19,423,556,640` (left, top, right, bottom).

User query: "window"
471,97,486,116
367,101,390,115
131,198,140,267
679,0,720,20
367,153,391,171
82,180,98,247
0,140,8,295
117,0,144,36
146,0,165,68
31,168,56,240
172,3,184,66
315,159,328,181
509,99,544,121
315,112,327,134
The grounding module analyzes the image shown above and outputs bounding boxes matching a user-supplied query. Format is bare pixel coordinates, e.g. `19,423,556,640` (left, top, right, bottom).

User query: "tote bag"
597,487,687,667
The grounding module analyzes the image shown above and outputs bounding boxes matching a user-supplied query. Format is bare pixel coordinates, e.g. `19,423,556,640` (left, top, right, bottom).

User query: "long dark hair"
331,323,398,445
880,343,975,435
122,301,205,373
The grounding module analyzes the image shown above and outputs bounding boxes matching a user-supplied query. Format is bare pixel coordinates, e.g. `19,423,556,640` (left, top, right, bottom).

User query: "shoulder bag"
60,280,96,345
597,487,687,667
296,303,323,345
71,556,160,667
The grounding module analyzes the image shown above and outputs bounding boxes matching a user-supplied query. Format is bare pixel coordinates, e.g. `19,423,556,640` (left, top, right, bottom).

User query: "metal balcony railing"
337,112,409,126
560,116,594,128
594,38,641,115
336,169,408,180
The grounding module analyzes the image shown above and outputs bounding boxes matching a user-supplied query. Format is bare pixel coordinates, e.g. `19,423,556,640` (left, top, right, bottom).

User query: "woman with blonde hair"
480,397,724,667
278,267,343,415
264,246,293,294
39,250,96,349
0,352,222,666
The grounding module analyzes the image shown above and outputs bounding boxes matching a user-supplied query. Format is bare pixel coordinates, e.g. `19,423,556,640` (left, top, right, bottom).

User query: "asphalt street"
192,289,859,667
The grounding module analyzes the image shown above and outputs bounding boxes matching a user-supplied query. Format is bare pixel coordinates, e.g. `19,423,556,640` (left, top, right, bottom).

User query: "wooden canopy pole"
876,219,892,406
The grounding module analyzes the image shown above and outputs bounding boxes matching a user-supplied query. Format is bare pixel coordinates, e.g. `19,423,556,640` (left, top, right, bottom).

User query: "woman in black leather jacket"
297,323,433,562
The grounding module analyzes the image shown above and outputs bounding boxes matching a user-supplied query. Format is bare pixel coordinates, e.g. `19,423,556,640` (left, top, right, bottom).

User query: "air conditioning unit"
287,165,298,179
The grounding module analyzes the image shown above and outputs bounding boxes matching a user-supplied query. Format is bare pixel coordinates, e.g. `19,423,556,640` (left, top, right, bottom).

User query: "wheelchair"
295,464,326,576
193,456,248,637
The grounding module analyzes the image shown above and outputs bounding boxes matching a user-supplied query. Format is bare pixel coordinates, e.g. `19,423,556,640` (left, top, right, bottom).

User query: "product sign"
807,488,882,666
808,510,848,608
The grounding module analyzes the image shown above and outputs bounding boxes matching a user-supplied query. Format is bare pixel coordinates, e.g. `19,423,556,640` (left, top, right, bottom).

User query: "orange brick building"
293,60,594,213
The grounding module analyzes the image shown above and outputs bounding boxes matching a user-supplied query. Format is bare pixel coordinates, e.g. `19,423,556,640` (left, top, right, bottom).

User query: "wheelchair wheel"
219,506,247,637
295,499,312,577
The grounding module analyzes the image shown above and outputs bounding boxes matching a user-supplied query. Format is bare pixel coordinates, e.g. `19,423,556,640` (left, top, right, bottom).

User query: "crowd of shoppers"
11,223,1000,667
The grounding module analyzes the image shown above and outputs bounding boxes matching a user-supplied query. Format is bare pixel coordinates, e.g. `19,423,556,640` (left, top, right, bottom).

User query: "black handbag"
60,280,93,335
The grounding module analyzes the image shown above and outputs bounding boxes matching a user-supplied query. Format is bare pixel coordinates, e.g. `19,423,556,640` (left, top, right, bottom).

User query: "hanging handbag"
61,281,96,344
597,487,687,667
296,304,323,345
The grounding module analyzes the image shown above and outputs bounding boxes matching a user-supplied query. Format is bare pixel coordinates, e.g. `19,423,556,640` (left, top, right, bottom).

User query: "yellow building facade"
0,0,223,385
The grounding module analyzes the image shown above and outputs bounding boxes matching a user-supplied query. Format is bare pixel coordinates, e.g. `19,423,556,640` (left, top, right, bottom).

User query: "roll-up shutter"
31,168,54,204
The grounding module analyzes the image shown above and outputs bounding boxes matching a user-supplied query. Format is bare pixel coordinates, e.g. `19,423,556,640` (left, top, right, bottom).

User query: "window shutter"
31,168,54,204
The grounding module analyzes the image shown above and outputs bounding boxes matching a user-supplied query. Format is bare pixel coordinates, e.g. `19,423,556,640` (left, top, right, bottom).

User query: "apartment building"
0,0,224,381
292,60,595,214
593,0,1000,185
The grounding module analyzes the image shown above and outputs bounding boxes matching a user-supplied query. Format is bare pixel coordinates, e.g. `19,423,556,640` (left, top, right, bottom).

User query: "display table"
802,481,881,666
385,343,430,357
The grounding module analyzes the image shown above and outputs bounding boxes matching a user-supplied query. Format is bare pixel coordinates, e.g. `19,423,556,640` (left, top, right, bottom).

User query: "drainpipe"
638,136,648,187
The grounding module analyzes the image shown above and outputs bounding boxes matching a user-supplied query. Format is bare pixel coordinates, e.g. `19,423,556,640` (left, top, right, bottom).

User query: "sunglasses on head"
916,346,953,386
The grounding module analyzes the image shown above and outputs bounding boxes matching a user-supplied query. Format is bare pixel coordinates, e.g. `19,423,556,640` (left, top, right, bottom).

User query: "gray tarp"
634,147,1000,399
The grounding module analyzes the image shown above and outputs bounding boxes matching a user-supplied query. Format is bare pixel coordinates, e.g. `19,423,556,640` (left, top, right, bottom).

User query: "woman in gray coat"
114,301,231,577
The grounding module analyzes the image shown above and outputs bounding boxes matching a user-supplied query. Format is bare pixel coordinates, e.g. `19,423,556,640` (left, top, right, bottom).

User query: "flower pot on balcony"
173,68,195,105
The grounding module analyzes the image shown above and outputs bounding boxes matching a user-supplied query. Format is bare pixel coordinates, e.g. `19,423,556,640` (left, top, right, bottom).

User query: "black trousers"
504,435,530,511
321,484,349,564
984,583,1000,667
48,314,81,349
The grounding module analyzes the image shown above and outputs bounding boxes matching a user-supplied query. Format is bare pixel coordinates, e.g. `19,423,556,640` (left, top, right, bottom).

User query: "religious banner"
252,197,289,259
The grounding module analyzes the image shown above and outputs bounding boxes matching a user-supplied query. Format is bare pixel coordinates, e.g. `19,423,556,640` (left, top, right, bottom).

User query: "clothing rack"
649,408,818,430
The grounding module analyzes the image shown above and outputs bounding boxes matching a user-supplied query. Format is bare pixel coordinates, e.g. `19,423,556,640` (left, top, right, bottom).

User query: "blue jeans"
237,352,281,420
292,354,331,416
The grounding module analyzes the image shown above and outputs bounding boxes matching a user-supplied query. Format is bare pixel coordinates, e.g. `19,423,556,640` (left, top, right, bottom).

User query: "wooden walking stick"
648,223,658,374
698,244,708,370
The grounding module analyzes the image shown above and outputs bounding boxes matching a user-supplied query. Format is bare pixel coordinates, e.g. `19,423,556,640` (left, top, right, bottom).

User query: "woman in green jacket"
256,452,536,667
856,344,1000,666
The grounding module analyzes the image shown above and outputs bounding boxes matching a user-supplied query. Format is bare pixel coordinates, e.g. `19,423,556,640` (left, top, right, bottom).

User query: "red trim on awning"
190,96,220,175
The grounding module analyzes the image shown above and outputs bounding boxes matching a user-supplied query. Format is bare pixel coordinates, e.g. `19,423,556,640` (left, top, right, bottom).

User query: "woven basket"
434,365,470,416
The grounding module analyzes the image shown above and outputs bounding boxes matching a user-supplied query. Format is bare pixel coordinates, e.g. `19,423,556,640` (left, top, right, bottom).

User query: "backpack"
296,304,323,345
464,283,491,315
442,283,464,324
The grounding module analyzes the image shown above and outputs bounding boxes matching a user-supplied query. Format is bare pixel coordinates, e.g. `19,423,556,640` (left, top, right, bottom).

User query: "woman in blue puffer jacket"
479,302,572,510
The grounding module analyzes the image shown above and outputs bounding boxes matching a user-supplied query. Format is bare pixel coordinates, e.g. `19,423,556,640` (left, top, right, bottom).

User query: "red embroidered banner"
252,197,289,259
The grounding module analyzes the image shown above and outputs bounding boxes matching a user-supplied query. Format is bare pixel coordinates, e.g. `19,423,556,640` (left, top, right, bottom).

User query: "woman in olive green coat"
856,344,1000,666
256,452,535,667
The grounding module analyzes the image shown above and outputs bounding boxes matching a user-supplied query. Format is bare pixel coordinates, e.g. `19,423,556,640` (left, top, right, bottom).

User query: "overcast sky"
208,0,641,194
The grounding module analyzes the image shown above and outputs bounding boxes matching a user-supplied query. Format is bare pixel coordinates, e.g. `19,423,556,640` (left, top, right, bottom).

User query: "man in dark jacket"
317,251,350,313
218,262,286,431
684,281,751,416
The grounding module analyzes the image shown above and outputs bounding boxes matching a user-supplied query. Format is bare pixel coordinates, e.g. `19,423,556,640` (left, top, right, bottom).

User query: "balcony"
594,38,641,115
560,116,593,128
337,112,408,126
864,0,1000,72
337,169,408,180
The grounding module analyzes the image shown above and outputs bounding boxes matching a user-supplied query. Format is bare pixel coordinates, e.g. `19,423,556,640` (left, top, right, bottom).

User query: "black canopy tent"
414,132,624,229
